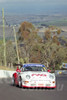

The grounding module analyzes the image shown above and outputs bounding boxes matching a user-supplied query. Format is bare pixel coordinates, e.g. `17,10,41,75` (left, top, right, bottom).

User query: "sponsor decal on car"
32,74,47,76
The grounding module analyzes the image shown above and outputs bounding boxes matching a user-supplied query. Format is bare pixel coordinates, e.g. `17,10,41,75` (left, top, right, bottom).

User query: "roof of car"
62,63,67,69
23,63,45,67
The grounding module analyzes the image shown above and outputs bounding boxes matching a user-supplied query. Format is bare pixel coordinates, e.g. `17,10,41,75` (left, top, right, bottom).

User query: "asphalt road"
0,75,67,100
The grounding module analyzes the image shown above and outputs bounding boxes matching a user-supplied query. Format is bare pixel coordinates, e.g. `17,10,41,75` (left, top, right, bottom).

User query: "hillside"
0,14,67,40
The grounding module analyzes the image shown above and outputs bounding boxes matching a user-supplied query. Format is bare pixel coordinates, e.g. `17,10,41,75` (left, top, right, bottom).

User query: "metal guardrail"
55,70,67,75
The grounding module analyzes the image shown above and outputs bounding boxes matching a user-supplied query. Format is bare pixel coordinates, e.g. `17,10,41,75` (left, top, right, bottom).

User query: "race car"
12,63,56,88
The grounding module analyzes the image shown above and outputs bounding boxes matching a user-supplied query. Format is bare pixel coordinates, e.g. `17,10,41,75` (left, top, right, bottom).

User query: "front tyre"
12,76,15,86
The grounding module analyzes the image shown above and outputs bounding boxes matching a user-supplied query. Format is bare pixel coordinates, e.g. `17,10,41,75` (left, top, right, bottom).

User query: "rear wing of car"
14,64,23,68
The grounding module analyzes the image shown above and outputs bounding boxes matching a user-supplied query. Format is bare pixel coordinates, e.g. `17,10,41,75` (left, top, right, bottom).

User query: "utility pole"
13,26,20,64
2,8,6,67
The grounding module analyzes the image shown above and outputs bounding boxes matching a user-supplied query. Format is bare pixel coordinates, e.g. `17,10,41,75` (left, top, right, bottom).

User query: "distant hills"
0,14,67,40
0,14,67,26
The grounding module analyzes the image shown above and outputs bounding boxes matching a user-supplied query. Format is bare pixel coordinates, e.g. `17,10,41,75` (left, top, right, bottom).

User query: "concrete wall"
0,70,15,78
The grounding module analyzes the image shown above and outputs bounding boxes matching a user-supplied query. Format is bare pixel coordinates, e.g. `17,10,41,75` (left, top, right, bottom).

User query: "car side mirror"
47,69,51,73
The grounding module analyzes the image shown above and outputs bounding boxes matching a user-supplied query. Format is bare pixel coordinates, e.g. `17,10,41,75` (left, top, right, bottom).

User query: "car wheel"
12,76,15,86
18,77,22,88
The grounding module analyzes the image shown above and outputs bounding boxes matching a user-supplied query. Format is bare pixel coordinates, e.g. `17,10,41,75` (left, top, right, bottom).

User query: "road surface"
0,75,67,100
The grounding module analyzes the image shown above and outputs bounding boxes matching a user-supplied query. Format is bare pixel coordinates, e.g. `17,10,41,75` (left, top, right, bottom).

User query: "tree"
6,41,17,67
57,28,61,35
0,40,4,66
44,29,51,40
17,21,42,63
44,27,61,45
29,43,42,63
18,21,35,40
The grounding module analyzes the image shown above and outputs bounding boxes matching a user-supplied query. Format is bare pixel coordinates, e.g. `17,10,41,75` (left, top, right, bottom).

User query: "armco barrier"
0,70,15,78
55,70,67,75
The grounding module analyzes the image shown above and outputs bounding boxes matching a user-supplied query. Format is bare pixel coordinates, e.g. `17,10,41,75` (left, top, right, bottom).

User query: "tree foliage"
44,27,61,45
0,40,4,66
6,41,17,67
18,21,35,40
0,21,66,70
17,22,67,69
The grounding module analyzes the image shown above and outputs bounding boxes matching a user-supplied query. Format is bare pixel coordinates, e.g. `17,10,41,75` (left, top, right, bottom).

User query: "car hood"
20,71,55,80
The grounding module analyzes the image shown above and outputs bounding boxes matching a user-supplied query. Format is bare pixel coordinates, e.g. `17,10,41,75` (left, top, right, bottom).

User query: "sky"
0,0,67,15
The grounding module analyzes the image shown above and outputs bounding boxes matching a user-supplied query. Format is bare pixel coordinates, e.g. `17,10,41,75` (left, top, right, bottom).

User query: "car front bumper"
22,80,56,88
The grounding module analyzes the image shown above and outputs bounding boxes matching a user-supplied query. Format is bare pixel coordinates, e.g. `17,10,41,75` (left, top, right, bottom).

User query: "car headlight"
26,75,31,79
49,75,54,79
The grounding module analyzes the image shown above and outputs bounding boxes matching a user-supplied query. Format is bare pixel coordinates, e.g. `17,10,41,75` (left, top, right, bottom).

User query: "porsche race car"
12,63,56,88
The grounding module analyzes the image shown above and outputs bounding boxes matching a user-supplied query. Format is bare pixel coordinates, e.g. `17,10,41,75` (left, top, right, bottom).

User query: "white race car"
12,63,56,88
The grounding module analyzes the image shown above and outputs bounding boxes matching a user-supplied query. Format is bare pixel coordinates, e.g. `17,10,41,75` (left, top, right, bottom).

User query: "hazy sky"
0,0,66,4
0,0,67,14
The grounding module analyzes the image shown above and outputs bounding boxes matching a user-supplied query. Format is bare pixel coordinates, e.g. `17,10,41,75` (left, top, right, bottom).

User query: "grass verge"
0,66,15,71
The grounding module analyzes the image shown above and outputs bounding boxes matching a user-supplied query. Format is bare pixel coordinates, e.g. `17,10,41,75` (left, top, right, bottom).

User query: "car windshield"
22,66,47,72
